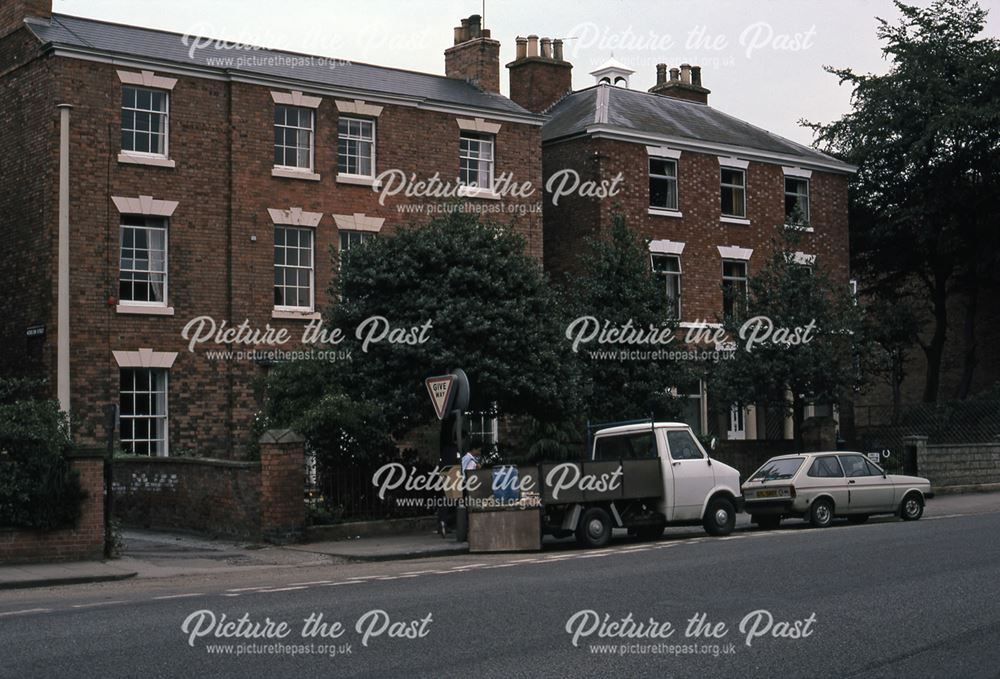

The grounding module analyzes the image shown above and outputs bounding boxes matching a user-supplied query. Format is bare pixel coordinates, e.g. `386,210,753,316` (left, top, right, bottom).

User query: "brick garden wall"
112,430,306,541
113,456,263,540
0,452,105,564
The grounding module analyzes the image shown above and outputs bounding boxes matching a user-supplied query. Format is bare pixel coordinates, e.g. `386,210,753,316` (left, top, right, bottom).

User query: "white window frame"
720,166,747,219
459,132,495,190
118,216,169,308
651,253,682,320
121,85,170,159
648,157,679,213
784,176,811,225
722,258,749,319
274,105,315,172
119,367,169,457
273,225,315,313
337,116,376,179
339,229,372,253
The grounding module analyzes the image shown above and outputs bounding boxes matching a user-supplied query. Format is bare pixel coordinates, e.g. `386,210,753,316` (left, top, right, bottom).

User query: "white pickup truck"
496,421,743,547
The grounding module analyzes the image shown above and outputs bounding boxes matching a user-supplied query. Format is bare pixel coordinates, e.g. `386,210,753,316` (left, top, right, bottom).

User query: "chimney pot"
669,67,680,82
656,63,667,85
515,36,527,60
692,65,702,87
540,37,552,59
468,14,482,39
553,39,564,61
680,63,692,85
526,34,539,58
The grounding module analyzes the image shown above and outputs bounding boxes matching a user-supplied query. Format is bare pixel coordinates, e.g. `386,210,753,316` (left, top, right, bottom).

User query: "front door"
727,404,746,441
839,454,895,512
664,428,714,521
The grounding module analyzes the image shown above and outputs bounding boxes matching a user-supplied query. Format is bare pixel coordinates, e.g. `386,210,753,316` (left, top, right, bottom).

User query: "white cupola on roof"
590,56,634,88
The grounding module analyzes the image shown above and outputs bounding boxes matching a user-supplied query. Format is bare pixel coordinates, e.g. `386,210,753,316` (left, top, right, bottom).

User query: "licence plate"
755,489,781,498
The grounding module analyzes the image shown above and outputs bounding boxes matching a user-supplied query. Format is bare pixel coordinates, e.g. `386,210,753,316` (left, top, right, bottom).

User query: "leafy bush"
0,378,87,530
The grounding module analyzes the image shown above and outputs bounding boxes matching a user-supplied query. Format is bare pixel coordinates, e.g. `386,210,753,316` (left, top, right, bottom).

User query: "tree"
0,378,86,530
707,228,868,446
264,210,581,455
808,0,1000,401
565,212,687,422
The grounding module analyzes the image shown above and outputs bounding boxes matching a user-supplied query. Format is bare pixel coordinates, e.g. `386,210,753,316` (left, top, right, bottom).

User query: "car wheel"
809,498,835,528
900,493,924,521
703,497,736,536
753,515,781,531
847,514,870,525
576,507,612,548
635,525,665,541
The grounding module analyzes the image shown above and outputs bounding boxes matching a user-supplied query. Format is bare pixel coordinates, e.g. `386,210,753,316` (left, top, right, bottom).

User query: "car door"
839,454,895,513
663,428,714,521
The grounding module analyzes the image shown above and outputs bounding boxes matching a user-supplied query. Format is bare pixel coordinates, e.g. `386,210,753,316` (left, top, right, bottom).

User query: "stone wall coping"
925,442,1000,450
114,455,261,470
65,447,107,460
259,429,306,445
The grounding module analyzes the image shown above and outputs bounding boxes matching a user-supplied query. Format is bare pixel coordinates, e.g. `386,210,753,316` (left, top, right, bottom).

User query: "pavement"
2,490,998,591
2,503,1000,677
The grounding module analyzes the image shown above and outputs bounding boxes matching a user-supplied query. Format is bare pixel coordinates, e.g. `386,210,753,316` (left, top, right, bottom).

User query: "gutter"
56,104,72,418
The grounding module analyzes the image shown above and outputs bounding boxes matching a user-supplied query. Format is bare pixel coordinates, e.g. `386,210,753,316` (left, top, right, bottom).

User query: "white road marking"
347,575,382,580
321,581,363,587
450,563,487,570
288,580,333,586
226,586,270,592
221,594,242,597
0,608,51,617
72,601,126,608
152,593,204,600
400,570,436,576
257,586,308,593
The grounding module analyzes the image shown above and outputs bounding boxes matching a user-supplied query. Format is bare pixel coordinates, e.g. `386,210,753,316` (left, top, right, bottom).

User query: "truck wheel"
635,525,665,541
576,507,612,548
703,497,736,536
900,493,924,521
753,515,781,531
809,498,834,528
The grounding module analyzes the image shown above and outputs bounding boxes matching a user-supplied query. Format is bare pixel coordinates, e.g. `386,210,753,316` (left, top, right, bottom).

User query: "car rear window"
808,456,845,478
749,457,804,481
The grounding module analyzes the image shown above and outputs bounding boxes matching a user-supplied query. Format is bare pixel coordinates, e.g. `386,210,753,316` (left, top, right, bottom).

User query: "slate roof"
543,85,854,172
24,13,536,118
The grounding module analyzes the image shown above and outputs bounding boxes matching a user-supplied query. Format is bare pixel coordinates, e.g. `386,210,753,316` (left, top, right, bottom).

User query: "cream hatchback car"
742,452,934,529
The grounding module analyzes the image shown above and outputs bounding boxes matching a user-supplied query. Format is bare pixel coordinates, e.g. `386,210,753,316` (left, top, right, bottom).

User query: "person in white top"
461,445,482,477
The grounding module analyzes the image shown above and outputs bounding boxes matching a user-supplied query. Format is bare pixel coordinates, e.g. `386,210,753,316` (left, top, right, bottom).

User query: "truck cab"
542,422,744,547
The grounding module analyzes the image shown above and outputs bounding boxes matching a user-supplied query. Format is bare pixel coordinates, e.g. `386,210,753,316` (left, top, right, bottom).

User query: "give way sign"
425,375,456,420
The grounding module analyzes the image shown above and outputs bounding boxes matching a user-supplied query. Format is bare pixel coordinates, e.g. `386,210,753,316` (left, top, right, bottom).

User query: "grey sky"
55,0,1000,145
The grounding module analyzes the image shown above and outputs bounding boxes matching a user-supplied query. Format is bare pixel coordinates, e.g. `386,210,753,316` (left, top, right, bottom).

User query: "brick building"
0,4,543,457
511,54,856,440
1,3,856,457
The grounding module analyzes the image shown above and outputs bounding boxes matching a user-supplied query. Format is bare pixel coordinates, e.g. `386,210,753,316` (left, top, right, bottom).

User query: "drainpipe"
57,104,73,419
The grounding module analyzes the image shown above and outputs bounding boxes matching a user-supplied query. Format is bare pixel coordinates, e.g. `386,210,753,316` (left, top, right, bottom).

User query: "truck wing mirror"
710,437,718,451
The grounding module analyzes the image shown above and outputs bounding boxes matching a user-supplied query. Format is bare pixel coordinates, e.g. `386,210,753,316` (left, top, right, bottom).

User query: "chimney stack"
506,32,574,113
1,0,51,39
649,62,710,105
445,14,501,93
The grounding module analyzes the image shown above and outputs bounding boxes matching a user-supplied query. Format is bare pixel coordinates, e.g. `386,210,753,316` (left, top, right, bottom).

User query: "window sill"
272,167,321,182
784,223,815,233
118,153,176,168
720,216,751,226
272,309,321,320
336,174,380,188
648,208,683,218
679,321,723,330
116,304,175,316
458,187,502,201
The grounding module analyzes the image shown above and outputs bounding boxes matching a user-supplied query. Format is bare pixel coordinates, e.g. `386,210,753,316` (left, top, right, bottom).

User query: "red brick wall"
544,136,851,321
0,53,543,457
0,30,56,385
0,0,51,39
0,454,105,564
259,431,307,543
113,457,263,540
